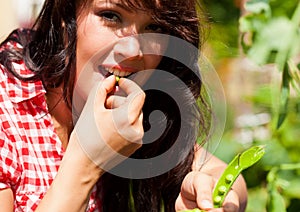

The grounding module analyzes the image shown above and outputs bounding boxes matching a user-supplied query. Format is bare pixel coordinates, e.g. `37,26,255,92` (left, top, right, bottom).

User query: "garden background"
203,0,300,211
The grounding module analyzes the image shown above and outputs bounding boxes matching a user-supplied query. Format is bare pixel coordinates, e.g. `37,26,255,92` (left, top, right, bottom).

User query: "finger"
118,77,143,95
112,107,144,143
93,75,116,110
180,172,214,210
175,193,198,211
118,78,146,122
193,173,215,210
126,91,145,124
179,172,196,201
119,78,145,109
105,95,127,109
105,77,145,143
222,190,239,212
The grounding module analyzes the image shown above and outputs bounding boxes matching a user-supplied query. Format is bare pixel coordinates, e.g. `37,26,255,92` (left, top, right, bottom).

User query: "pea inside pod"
115,75,120,85
181,145,265,211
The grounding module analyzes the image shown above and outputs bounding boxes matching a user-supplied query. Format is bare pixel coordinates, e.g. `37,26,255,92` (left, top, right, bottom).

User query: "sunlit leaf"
239,12,269,33
288,60,300,96
246,17,295,68
245,0,271,16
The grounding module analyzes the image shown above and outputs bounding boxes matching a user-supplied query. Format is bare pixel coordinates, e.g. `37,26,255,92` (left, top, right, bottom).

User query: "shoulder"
0,28,34,52
0,28,44,104
0,28,45,103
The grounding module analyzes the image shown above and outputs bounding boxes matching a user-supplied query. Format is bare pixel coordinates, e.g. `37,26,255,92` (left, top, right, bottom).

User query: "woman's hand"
73,75,145,170
175,147,247,212
175,171,240,212
36,75,145,211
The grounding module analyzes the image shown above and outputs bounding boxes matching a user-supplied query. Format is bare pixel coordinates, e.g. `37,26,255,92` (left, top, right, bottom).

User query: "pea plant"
239,0,300,129
239,0,300,211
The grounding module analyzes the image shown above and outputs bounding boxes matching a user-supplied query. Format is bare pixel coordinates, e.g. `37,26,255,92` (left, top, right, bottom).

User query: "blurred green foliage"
201,0,241,60
204,0,300,211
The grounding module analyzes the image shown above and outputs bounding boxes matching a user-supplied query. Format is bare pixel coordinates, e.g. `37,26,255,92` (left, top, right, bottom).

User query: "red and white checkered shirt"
0,33,100,211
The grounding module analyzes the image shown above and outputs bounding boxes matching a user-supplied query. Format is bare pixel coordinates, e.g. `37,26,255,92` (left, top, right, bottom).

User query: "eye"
98,11,121,23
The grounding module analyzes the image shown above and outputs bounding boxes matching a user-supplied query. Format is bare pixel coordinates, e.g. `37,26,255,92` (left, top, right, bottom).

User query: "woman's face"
75,0,167,99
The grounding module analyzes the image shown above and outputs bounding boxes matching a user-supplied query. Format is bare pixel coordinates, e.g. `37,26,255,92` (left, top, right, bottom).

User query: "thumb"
92,75,116,110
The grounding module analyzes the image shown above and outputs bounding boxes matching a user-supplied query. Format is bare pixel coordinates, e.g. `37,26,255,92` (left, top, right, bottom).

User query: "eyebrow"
95,0,135,12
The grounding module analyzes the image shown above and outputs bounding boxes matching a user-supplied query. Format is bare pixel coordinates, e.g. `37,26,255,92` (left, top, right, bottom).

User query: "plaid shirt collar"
3,62,46,104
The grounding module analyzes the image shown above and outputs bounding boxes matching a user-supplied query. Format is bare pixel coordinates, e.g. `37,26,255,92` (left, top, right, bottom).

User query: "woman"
0,0,247,211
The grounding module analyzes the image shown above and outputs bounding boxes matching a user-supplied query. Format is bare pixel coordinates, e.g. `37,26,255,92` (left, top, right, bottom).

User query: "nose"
113,35,143,62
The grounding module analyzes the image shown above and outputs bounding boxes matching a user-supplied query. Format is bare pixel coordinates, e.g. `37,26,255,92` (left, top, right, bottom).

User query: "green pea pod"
212,145,265,208
181,145,265,212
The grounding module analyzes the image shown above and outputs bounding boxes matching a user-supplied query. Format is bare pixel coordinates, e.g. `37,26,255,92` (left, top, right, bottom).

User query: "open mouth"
98,65,133,78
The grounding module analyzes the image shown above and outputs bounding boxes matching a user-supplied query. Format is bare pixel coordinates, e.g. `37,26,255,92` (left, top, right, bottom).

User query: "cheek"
76,34,102,72
75,37,109,102
76,16,109,73
144,55,163,70
129,55,162,87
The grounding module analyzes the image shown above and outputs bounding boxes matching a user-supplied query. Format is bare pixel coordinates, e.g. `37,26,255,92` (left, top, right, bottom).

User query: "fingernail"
200,200,213,209
224,204,238,212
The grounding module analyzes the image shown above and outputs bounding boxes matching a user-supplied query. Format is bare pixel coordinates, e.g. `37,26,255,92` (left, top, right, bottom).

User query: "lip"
98,64,138,77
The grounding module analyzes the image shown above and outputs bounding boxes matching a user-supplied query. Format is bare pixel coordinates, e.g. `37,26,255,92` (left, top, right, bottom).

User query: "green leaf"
288,60,300,96
246,187,268,212
239,12,269,33
266,168,286,212
245,0,271,16
262,142,291,166
267,189,286,212
277,64,290,129
282,178,300,199
246,17,295,67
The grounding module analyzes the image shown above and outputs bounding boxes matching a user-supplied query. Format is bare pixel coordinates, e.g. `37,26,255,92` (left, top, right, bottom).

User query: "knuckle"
194,171,214,185
125,125,144,143
139,90,146,101
174,196,183,211
131,127,144,142
136,129,144,140
127,113,137,125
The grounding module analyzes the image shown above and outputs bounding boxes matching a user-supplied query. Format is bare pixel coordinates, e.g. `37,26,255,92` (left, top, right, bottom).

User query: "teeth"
101,66,132,77
113,69,120,76
119,71,131,77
